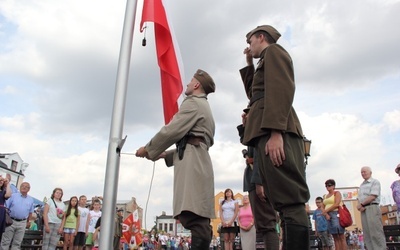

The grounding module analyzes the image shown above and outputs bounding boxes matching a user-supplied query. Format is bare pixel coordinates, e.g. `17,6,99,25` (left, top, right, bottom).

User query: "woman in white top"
219,188,239,250
42,187,65,250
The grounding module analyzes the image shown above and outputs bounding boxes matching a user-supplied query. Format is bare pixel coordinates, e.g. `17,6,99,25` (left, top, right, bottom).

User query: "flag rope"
120,152,156,231
144,161,156,230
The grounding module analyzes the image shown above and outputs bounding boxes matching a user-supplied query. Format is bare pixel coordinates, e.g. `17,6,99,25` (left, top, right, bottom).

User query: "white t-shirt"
88,210,102,233
221,199,237,223
47,199,65,224
77,206,89,232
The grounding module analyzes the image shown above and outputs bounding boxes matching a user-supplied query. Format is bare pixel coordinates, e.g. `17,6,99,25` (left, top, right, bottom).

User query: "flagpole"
100,0,138,249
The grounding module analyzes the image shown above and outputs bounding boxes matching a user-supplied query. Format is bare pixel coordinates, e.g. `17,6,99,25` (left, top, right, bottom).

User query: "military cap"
194,69,216,94
246,25,281,43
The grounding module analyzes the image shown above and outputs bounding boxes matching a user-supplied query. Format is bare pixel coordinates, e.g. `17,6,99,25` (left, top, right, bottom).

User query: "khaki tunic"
145,94,215,219
240,44,303,146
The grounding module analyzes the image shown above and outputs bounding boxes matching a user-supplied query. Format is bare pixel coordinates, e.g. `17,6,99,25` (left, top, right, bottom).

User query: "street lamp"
303,136,312,165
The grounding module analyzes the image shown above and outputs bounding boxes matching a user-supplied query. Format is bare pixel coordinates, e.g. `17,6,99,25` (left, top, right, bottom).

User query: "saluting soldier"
136,69,216,250
239,25,310,249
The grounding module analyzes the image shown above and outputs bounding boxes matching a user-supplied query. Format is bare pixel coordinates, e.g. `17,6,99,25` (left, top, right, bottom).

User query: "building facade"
0,152,28,189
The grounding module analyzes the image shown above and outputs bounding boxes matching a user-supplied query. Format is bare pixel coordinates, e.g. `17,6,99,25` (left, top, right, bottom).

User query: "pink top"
238,205,253,227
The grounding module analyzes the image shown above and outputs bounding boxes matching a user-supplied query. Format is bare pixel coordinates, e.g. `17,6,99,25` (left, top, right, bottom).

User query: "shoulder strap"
51,198,58,208
334,191,343,206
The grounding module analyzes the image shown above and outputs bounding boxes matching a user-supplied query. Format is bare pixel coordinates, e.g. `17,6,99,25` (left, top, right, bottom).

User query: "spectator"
391,164,400,222
1,182,34,249
357,230,364,250
92,217,101,250
42,187,65,250
312,197,333,250
357,166,386,249
60,196,80,250
219,188,239,250
114,208,123,250
73,195,89,250
33,205,43,231
85,199,102,248
5,174,18,194
0,174,12,241
28,213,38,230
322,179,346,250
159,232,168,250
237,195,256,250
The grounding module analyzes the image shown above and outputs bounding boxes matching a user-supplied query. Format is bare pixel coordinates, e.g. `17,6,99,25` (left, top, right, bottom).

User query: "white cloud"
383,110,400,132
1,0,399,230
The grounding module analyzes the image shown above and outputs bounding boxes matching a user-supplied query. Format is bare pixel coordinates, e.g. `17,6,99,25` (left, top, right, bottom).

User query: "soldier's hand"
241,112,247,127
243,47,253,66
265,130,285,167
153,151,166,161
255,184,266,203
135,147,149,158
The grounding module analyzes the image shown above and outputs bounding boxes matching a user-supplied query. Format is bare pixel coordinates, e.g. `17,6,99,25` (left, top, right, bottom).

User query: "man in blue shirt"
1,182,34,249
313,197,333,250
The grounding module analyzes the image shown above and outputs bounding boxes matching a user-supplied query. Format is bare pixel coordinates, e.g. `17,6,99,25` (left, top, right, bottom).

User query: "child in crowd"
29,213,38,230
60,196,80,250
73,195,89,250
85,199,102,248
92,217,101,250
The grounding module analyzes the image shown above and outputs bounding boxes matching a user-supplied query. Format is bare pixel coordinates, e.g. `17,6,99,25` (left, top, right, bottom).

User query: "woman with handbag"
42,187,65,250
0,175,12,241
322,179,347,250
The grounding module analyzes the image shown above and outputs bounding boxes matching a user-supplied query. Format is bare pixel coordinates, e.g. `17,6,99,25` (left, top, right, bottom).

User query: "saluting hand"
243,47,253,66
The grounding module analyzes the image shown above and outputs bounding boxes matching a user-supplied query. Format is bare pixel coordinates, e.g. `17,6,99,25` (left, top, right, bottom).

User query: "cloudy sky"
1,0,399,229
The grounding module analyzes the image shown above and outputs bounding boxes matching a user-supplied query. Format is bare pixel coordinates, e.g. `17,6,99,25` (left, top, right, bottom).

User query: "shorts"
86,232,94,246
327,211,345,235
318,231,333,247
64,228,76,234
74,232,86,246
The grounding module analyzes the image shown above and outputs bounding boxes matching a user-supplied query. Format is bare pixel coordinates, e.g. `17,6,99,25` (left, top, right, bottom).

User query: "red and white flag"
140,0,184,124
122,209,142,247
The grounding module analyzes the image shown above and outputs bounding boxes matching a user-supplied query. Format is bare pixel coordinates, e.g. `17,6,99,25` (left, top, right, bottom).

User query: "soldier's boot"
282,223,309,250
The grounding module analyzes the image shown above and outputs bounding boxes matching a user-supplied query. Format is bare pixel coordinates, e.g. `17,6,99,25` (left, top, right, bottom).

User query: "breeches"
176,210,212,242
255,133,310,226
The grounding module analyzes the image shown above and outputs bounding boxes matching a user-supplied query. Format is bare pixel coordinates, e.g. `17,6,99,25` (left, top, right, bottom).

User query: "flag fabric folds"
122,209,142,248
140,0,183,124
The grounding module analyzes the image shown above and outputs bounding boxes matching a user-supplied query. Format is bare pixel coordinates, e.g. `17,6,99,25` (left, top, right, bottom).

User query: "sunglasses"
325,184,334,187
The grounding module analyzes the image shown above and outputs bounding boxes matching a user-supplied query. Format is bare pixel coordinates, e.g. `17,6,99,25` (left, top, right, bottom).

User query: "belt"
186,136,205,146
363,203,379,207
11,217,27,222
249,91,264,106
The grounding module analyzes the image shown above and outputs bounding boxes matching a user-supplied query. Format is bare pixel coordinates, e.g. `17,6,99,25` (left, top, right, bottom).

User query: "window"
11,160,18,171
158,223,162,231
169,223,173,232
164,223,168,232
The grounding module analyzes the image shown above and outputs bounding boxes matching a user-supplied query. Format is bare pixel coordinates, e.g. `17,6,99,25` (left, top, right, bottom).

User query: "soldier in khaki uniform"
136,69,216,250
240,25,310,249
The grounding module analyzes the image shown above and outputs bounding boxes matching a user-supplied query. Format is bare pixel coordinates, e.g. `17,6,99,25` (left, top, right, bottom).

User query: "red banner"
122,210,142,248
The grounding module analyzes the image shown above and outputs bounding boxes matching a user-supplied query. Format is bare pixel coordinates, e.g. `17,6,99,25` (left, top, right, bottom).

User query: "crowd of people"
0,182,127,250
1,22,398,250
